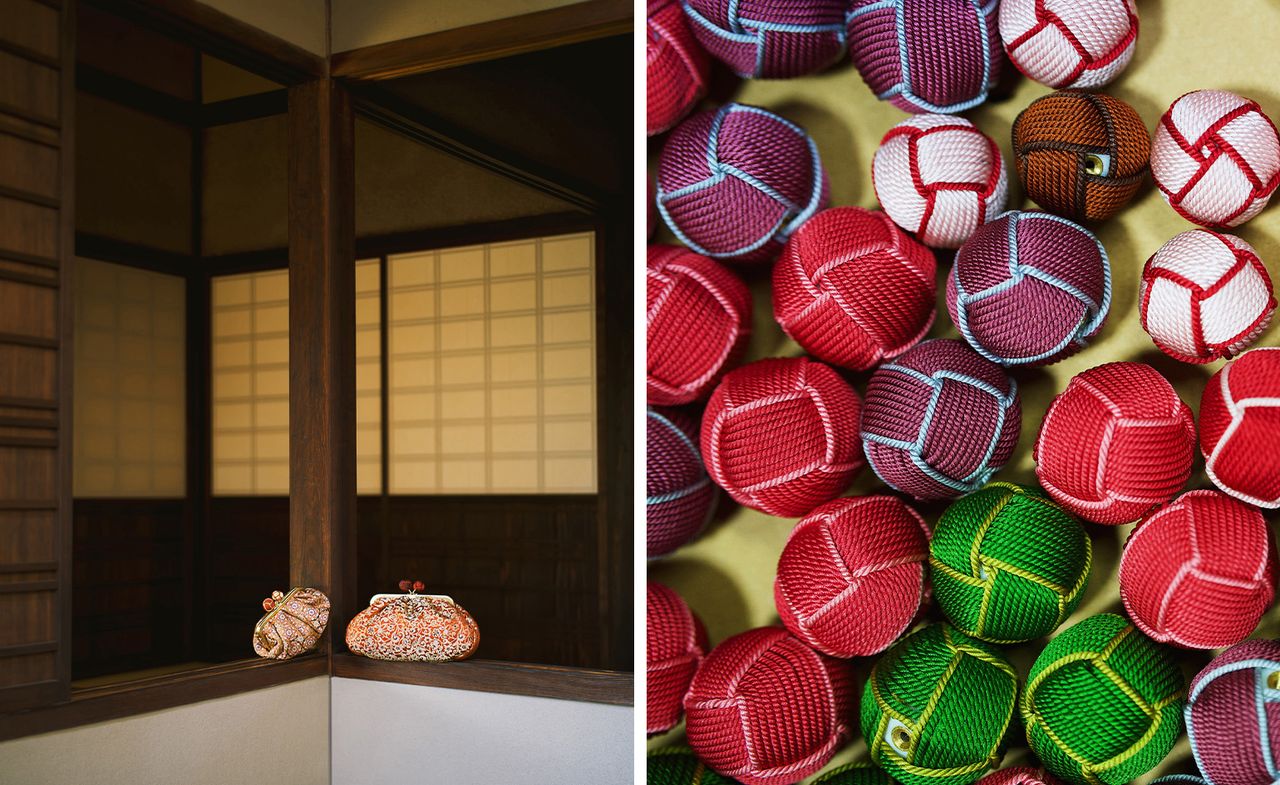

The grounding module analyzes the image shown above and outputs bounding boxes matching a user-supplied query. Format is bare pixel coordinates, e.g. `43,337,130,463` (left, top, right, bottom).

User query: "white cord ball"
999,0,1138,89
1140,230,1276,363
1152,90,1280,228
872,115,1008,249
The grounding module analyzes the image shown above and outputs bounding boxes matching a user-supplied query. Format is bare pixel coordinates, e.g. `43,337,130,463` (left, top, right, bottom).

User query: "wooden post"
287,79,356,651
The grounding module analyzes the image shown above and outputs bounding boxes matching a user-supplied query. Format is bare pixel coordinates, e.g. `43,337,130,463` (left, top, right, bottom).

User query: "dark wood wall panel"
0,131,59,199
0,50,59,124
205,497,289,661
0,279,57,338
0,0,60,62
0,196,58,259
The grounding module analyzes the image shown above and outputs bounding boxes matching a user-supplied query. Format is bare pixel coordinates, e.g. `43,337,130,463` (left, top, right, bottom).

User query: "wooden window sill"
0,654,327,742
331,654,632,707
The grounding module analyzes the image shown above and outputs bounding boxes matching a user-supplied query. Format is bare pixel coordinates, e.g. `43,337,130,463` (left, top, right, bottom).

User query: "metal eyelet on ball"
1267,670,1280,690
885,718,914,756
1083,152,1112,177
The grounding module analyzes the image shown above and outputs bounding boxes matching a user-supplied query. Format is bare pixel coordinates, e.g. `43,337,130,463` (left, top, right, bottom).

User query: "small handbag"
346,580,480,662
253,587,330,660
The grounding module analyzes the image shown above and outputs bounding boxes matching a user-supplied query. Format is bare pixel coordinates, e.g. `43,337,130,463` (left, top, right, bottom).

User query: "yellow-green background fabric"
647,0,1280,781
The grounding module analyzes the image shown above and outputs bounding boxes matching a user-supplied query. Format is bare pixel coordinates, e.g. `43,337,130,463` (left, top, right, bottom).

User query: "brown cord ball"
1012,91,1150,221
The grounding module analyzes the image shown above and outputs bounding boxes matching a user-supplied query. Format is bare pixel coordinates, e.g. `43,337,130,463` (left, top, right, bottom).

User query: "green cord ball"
861,623,1019,785
814,762,901,785
930,482,1092,643
647,747,741,784
1021,613,1185,785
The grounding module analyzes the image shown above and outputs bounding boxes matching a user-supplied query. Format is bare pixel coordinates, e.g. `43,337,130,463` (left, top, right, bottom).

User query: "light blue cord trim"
952,211,1112,366
1185,656,1280,785
683,1,846,78
654,104,825,260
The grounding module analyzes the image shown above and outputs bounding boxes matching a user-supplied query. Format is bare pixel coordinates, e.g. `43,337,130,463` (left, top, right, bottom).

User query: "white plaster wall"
330,0,586,52
197,0,327,54
0,677,330,785
330,677,633,785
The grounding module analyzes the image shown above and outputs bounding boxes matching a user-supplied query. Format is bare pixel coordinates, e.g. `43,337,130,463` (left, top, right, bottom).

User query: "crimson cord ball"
648,244,753,406
1140,230,1276,364
860,339,1021,501
702,357,864,517
1152,90,1280,228
656,103,829,263
1035,362,1195,524
998,0,1137,88
648,747,743,784
775,495,930,658
773,207,937,371
1119,490,1276,650
847,0,1004,115
872,114,1008,249
976,768,1066,785
1186,639,1280,785
682,0,846,79
1011,91,1150,221
647,581,709,735
1201,347,1280,508
861,623,1018,785
948,211,1111,367
684,626,854,785
647,0,709,136
647,408,716,557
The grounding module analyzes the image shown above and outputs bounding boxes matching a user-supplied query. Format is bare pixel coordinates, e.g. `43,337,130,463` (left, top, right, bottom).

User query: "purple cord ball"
647,407,716,557
682,0,848,78
1187,639,1280,785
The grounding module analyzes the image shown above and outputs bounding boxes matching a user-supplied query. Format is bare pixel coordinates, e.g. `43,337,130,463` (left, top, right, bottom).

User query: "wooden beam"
330,0,631,81
287,79,357,651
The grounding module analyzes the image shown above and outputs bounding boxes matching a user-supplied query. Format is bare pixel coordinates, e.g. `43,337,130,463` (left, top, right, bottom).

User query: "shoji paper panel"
73,259,185,498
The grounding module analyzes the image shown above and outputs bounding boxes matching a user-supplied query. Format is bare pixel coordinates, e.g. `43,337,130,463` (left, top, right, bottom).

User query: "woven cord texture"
773,207,936,370
647,408,716,557
813,761,900,785
975,766,1064,785
682,0,846,78
1186,639,1280,785
999,0,1137,89
1011,91,1149,221
1200,347,1280,508
648,747,744,784
685,626,853,785
1022,614,1185,785
1034,362,1195,524
647,0,709,136
930,482,1090,644
702,357,864,517
775,495,930,657
1152,90,1280,228
861,623,1017,785
648,582,709,735
648,244,753,405
1118,490,1275,649
947,211,1110,367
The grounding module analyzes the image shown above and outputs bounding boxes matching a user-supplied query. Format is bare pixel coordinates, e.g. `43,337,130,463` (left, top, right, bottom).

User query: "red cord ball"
648,244,753,406
1119,490,1276,649
684,626,854,785
647,581,709,735
648,407,716,557
773,207,937,371
702,357,864,517
1035,362,1195,524
775,495,930,658
976,767,1066,785
646,0,709,136
1201,347,1280,508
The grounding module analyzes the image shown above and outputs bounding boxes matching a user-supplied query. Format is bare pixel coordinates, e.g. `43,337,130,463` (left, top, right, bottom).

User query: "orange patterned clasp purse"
345,580,480,662
253,587,330,660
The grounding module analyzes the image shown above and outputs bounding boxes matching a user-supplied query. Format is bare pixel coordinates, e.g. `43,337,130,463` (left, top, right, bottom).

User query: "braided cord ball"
657,103,829,264
773,207,937,370
1034,362,1196,525
847,0,1003,115
976,768,1066,785
682,0,846,78
1140,230,1276,364
861,339,1021,501
1151,778,1209,785
685,626,854,785
1200,347,1280,507
1021,613,1185,785
1152,90,1280,228
648,747,743,784
648,408,716,557
814,762,901,785
647,581,709,735
1118,490,1276,650
1186,639,1280,785
648,244,753,405
948,211,1111,367
702,357,863,517
1011,91,1150,221
998,0,1138,89
873,115,1008,249
930,482,1091,644
861,623,1018,785
775,495,931,658
647,0,709,136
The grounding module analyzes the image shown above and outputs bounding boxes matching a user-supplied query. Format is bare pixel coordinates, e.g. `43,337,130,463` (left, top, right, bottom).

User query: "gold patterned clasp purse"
345,580,480,662
253,587,330,659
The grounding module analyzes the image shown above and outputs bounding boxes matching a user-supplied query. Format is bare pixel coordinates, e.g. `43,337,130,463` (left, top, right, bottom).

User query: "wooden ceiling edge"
329,0,632,81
